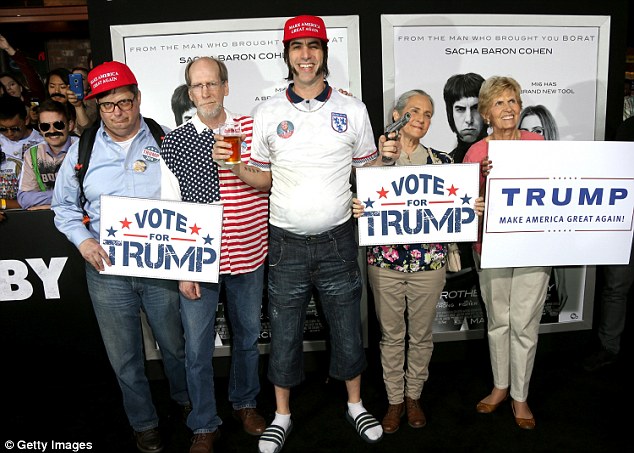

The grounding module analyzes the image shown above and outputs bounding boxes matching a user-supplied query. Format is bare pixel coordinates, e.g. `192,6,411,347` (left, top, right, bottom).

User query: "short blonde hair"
478,76,522,120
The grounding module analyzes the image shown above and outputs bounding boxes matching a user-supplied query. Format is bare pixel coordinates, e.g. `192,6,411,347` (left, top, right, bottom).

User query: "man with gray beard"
160,56,269,453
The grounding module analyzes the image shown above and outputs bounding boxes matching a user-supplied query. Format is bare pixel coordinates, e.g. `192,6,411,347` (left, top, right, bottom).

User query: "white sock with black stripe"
258,412,291,453
348,400,383,441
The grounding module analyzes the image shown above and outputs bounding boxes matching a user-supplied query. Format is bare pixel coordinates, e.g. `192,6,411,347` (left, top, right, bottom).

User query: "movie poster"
111,16,361,129
111,17,363,352
381,15,610,336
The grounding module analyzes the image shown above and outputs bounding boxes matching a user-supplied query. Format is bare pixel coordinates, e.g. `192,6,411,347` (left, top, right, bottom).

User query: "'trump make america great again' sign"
99,196,223,282
481,141,634,268
355,164,480,246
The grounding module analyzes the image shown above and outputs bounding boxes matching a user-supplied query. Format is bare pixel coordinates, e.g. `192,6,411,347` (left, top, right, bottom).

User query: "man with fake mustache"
46,68,71,104
17,99,77,209
44,68,90,136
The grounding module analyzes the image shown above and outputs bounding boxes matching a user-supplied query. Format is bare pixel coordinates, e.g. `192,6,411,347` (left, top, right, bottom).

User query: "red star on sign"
377,187,389,199
447,184,459,196
189,223,202,235
120,218,132,229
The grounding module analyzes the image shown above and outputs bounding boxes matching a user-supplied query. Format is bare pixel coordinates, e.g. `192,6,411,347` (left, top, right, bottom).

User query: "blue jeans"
223,265,264,410
267,219,366,387
85,264,188,432
180,282,222,434
181,265,264,433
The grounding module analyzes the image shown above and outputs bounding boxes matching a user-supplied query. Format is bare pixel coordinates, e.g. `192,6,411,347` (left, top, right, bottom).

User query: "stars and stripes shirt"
161,110,269,275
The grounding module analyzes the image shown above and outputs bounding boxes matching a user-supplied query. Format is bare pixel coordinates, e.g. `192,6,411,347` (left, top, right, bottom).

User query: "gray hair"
185,57,228,86
393,89,434,118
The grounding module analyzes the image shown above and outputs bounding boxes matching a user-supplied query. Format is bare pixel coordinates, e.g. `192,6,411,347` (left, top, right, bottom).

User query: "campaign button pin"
133,160,147,173
142,146,160,162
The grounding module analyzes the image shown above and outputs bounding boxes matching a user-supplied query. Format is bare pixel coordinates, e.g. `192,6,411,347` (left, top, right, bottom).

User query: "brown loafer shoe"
511,401,536,430
233,407,266,436
189,430,219,453
134,428,163,453
476,393,508,414
382,402,404,434
405,397,427,428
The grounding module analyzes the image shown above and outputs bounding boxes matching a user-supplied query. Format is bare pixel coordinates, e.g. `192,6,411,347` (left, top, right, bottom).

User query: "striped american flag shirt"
217,112,269,274
162,110,269,275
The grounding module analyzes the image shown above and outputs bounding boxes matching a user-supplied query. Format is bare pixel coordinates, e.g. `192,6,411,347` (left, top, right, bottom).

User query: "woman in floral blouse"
353,89,455,435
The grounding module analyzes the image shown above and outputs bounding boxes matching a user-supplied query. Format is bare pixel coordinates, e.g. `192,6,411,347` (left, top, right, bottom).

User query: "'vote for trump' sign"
99,196,223,282
355,163,480,246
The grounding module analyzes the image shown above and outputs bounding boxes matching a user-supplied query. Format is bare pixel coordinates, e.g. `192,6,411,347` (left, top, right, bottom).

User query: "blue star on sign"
364,198,375,209
461,194,472,205
106,226,117,237
203,234,214,245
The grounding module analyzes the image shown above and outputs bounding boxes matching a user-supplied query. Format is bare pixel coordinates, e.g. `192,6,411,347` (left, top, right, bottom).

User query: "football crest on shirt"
331,113,348,133
276,120,294,139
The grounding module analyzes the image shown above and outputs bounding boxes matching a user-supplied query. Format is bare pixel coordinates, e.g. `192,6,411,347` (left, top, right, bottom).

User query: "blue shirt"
52,117,168,248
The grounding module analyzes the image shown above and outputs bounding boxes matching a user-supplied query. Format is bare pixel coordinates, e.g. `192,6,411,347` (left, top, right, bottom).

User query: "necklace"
287,85,332,113
289,96,330,113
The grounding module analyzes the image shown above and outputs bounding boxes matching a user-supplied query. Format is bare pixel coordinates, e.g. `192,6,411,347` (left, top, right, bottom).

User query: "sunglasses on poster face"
38,121,66,132
0,126,22,133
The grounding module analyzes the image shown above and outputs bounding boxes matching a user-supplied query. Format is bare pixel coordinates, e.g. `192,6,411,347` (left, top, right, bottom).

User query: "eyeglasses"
0,126,22,133
97,98,135,113
189,81,224,93
39,121,66,132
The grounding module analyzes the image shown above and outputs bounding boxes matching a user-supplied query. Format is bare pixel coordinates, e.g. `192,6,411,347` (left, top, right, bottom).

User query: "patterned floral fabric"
367,242,447,273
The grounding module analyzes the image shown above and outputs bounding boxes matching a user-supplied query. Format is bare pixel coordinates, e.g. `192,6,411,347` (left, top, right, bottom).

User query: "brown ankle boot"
405,397,427,428
382,402,404,434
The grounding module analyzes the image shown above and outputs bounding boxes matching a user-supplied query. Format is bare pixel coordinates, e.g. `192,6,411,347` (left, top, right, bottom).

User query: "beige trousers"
369,265,446,404
475,253,550,402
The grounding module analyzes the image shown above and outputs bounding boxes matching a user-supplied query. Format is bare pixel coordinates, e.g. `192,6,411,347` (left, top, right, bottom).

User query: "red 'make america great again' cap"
85,61,138,100
283,15,329,43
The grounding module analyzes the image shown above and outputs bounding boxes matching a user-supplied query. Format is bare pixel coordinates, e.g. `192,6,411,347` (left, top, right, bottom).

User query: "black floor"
5,320,629,453
6,267,632,453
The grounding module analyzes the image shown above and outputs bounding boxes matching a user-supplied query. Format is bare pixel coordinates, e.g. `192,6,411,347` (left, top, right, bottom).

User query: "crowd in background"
0,34,95,217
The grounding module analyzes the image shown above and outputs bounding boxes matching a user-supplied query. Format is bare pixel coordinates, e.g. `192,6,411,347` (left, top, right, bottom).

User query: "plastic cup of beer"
219,122,242,164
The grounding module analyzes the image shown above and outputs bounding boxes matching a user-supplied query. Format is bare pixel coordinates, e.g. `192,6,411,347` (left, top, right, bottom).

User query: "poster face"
99,196,223,283
481,141,634,268
111,16,361,129
356,164,479,246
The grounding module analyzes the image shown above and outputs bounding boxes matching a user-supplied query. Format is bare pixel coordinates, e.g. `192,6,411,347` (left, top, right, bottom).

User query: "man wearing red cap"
52,61,189,453
213,14,400,453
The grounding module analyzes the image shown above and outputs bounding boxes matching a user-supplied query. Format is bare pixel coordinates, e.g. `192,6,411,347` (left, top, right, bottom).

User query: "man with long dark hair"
442,72,487,163
213,14,401,453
